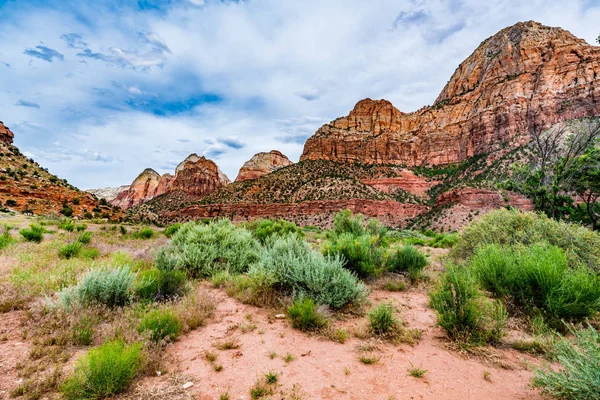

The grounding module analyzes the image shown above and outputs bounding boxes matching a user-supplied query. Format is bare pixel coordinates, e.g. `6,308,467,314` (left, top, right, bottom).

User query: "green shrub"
453,209,600,271
135,268,186,301
287,298,328,331
75,224,87,232
138,309,183,342
119,226,127,235
19,224,44,243
163,223,182,238
368,303,399,335
331,209,387,237
58,218,75,232
62,266,135,308
132,227,154,239
429,267,506,344
77,231,92,244
160,220,261,277
533,325,600,400
80,247,100,259
245,219,305,244
387,245,428,280
323,232,384,277
61,340,142,399
469,244,600,324
250,235,366,308
429,232,459,248
58,242,84,259
0,231,15,249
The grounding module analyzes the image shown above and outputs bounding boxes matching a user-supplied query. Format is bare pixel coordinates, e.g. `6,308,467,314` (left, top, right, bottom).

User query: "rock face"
0,122,14,145
235,150,293,182
112,154,230,209
86,186,130,202
301,21,600,166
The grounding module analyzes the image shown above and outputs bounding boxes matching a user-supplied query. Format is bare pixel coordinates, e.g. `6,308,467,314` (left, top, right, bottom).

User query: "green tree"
566,147,600,230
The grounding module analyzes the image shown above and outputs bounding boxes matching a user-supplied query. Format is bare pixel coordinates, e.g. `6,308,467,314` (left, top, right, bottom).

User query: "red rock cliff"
235,150,293,182
301,21,600,166
0,122,14,145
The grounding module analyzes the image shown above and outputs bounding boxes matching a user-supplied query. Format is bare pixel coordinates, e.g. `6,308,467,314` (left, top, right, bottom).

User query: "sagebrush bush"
19,224,44,243
62,266,135,308
533,325,600,400
453,209,600,271
429,267,506,344
138,308,183,342
163,223,182,238
132,227,154,239
387,245,428,280
0,231,15,249
287,298,328,331
135,268,186,301
469,244,600,324
160,220,261,277
323,232,384,277
58,218,75,232
250,235,366,308
368,303,399,335
77,231,92,244
58,242,83,259
61,340,142,399
245,218,305,244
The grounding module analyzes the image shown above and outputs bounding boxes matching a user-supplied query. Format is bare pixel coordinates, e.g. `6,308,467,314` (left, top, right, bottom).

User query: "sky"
0,0,599,189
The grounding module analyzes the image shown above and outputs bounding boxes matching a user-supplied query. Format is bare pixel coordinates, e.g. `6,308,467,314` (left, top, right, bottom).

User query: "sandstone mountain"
113,154,230,209
0,122,120,219
235,150,293,182
301,21,600,166
86,186,130,202
126,21,599,230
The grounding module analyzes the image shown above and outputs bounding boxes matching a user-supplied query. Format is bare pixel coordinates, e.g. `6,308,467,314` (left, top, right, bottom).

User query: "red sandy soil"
0,311,29,399
152,285,543,400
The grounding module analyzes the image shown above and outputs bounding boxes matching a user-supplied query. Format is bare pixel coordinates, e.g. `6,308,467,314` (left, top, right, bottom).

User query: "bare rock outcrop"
235,150,293,182
0,122,14,145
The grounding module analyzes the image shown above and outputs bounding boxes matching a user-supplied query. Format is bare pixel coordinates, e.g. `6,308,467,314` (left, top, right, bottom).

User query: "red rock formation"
235,150,293,182
360,170,438,197
112,154,230,209
301,21,600,166
0,122,14,145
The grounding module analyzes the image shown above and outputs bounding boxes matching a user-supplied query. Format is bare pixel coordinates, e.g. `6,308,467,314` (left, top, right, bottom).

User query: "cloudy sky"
1,0,599,188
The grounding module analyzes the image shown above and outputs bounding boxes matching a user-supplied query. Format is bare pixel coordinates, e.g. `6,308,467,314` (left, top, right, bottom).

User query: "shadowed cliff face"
301,21,600,166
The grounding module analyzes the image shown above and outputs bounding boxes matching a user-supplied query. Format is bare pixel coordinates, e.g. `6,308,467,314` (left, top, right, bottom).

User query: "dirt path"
165,285,543,400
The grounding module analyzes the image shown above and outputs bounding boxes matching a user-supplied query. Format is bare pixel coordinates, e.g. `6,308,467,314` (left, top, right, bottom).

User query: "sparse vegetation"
387,245,428,281
287,298,328,331
368,303,400,336
19,223,44,243
138,308,183,343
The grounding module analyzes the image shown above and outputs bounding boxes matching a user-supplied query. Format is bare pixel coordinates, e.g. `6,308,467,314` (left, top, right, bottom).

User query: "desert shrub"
58,242,83,259
0,231,15,249
161,220,261,277
57,218,75,232
80,247,100,259
19,223,44,243
453,209,600,271
75,224,87,232
429,232,459,248
323,232,384,277
132,227,154,239
368,303,399,335
331,209,387,237
533,325,600,400
250,235,366,308
138,308,183,342
135,268,186,301
163,223,182,238
119,226,127,235
287,298,328,331
62,266,135,309
469,244,600,324
387,245,428,280
430,266,506,344
72,315,95,346
77,231,92,244
223,271,279,307
61,340,142,399
245,218,305,244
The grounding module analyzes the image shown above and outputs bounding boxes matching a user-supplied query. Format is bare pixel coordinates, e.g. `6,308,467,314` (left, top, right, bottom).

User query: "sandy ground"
132,285,544,400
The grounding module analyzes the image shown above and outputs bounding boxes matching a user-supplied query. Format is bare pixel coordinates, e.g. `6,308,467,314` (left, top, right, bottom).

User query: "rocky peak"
175,153,230,185
112,168,162,209
0,122,14,145
301,21,600,166
235,150,293,182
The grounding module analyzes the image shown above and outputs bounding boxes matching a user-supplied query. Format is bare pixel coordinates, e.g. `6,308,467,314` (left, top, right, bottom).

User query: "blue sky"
0,0,599,188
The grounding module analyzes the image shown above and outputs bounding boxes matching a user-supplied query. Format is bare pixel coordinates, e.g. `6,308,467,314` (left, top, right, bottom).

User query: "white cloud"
0,0,599,188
